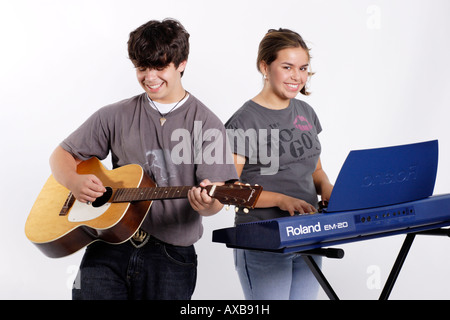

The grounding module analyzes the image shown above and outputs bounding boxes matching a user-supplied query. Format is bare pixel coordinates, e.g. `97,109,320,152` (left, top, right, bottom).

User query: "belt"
130,229,150,248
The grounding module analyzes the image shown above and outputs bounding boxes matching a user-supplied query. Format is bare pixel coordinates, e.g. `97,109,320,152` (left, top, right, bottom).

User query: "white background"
1,0,450,300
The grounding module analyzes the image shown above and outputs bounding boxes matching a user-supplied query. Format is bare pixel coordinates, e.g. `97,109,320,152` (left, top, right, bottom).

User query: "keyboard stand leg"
302,255,340,300
379,227,450,300
379,233,416,300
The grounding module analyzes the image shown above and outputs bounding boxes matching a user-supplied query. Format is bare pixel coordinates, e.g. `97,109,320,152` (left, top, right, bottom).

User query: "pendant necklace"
148,91,188,126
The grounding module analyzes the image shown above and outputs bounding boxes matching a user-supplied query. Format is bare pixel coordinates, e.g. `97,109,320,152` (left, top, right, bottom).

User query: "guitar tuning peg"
235,207,239,213
255,184,259,186
243,208,249,214
245,183,250,186
225,205,230,211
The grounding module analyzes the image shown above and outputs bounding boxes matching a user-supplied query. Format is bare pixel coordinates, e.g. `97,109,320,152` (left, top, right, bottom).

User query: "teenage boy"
49,18,238,300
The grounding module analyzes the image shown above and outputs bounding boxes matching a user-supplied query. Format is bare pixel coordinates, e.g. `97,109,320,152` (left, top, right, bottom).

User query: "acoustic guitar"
25,157,262,258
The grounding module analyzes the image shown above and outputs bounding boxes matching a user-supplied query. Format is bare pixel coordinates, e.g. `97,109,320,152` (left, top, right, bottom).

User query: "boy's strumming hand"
68,174,106,204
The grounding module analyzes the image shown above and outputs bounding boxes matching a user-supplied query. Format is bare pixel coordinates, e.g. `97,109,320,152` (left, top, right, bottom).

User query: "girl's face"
263,47,310,101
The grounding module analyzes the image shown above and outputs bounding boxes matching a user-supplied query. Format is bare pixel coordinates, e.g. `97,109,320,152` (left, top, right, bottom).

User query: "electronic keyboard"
213,140,450,253
212,193,450,252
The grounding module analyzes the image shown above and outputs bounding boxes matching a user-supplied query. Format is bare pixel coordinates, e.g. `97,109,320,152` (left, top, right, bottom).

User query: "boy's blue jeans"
72,236,197,300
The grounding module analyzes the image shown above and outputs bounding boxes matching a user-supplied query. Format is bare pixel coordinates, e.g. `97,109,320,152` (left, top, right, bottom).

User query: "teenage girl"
226,28,333,300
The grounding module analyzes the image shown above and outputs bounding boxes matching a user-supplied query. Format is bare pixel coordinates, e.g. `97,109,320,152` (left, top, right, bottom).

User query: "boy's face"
136,61,187,103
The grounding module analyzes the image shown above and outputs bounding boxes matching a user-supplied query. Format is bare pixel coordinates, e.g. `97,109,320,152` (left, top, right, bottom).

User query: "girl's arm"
312,158,334,202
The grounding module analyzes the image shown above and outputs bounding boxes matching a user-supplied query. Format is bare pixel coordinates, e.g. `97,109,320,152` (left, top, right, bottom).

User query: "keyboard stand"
300,227,450,300
299,248,344,300
379,227,450,300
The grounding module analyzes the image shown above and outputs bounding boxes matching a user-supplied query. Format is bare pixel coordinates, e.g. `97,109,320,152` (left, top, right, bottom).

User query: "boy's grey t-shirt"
225,99,322,224
61,93,238,246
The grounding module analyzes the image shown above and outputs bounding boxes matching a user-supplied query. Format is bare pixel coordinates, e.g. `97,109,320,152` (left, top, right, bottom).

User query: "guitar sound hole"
92,187,113,208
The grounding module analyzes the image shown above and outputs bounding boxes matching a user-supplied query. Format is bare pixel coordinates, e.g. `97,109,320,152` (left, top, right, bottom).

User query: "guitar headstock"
205,184,262,210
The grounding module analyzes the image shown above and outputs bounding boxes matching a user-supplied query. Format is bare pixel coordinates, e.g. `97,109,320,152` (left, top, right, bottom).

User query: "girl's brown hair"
257,28,314,95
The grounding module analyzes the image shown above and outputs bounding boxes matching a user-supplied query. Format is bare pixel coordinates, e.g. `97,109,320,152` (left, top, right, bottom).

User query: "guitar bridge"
60,192,75,216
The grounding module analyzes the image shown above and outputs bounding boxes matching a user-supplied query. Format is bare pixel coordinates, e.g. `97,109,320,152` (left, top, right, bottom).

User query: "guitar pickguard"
68,200,111,222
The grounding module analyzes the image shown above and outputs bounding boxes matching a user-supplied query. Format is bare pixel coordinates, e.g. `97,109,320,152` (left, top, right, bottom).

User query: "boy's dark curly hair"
128,18,190,77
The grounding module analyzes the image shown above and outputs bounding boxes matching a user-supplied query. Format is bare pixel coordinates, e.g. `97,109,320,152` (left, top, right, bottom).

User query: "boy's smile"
146,82,164,92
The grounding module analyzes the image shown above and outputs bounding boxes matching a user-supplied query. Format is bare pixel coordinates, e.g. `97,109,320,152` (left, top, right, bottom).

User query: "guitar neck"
112,186,194,203
93,183,261,208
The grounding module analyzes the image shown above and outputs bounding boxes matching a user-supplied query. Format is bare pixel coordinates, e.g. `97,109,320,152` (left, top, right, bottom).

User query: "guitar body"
25,158,155,258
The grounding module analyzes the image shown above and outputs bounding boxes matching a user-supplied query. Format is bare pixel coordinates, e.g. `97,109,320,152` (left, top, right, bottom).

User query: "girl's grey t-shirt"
61,93,238,246
225,99,322,224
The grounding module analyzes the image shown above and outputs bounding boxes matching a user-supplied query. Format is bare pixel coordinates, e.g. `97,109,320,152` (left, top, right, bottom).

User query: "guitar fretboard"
112,186,193,203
